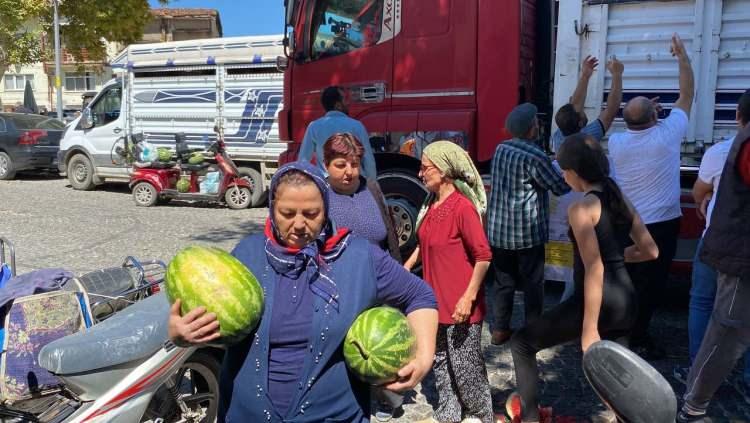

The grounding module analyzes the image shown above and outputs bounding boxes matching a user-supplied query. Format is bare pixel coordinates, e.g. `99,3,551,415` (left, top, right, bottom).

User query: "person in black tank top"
507,134,659,423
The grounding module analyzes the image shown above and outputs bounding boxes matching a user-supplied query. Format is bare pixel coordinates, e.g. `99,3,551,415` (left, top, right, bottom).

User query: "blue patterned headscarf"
264,161,351,311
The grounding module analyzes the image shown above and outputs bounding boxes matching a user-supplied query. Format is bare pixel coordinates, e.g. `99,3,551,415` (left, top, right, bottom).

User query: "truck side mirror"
276,55,289,71
81,108,94,129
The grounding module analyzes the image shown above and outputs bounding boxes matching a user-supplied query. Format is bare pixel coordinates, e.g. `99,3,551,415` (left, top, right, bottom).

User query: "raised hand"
606,56,624,76
582,55,599,78
670,33,688,60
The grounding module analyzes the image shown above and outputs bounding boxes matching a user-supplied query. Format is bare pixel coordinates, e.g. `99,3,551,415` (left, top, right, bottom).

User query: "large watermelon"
188,153,204,165
157,148,172,162
343,307,416,385
165,246,264,344
176,177,190,193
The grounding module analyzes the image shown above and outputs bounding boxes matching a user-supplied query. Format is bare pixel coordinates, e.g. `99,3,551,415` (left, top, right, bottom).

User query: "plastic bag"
205,171,221,183
200,180,219,194
137,141,158,162
0,264,10,289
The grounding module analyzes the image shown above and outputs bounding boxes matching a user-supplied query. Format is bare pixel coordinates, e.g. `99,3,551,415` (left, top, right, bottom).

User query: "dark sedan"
0,113,65,180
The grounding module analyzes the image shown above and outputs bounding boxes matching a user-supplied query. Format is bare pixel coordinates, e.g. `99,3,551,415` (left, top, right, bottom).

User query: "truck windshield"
308,0,383,60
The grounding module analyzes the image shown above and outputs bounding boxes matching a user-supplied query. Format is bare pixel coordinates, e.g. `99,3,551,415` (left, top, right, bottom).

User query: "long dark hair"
557,133,633,227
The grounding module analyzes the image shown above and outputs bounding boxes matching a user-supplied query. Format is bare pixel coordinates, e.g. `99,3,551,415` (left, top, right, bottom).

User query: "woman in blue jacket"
168,161,438,422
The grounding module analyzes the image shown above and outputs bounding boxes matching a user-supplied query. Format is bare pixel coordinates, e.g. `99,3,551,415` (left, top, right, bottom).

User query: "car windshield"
7,115,66,130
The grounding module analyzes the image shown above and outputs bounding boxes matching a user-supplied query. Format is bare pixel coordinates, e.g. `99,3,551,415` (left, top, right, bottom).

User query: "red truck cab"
279,0,548,257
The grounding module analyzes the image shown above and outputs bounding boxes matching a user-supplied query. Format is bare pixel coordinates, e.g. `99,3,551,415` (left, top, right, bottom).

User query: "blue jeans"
689,238,750,385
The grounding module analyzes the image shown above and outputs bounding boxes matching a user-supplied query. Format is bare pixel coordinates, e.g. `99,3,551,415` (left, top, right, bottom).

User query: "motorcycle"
129,132,254,209
0,240,222,423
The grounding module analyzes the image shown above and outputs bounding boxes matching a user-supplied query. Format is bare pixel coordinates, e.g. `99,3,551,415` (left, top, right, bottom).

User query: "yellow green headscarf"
415,141,486,231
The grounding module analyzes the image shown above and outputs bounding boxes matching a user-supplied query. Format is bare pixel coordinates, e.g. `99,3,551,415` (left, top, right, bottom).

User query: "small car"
0,113,65,180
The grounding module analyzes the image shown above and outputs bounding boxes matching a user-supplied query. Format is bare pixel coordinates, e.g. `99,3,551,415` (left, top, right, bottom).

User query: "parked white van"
58,35,285,207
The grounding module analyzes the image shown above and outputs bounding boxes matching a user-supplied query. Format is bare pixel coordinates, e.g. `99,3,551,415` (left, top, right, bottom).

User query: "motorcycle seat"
180,162,210,172
38,293,170,375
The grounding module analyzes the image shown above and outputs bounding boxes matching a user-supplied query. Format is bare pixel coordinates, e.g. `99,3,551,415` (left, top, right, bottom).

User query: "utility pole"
53,0,63,120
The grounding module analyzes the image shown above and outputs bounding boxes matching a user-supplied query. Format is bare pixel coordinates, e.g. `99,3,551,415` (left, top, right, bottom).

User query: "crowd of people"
167,34,750,423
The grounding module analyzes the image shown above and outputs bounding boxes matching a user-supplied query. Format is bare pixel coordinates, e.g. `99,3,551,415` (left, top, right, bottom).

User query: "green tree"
0,0,167,80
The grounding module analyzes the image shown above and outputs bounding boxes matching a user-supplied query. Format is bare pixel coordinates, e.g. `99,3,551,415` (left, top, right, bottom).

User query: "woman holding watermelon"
168,161,438,423
403,141,498,423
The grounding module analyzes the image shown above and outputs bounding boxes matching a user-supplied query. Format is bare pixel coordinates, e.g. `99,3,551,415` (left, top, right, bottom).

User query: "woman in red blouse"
404,141,496,423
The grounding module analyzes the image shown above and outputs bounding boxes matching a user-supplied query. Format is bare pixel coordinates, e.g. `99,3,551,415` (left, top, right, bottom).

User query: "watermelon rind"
165,245,264,345
157,148,172,162
188,153,205,165
176,178,190,193
343,306,416,385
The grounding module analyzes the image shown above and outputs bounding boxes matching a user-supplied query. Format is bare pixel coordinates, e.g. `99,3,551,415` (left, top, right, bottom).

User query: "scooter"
0,241,222,423
130,132,254,209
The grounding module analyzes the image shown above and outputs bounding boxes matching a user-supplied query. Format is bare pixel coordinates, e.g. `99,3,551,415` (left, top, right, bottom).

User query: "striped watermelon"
343,307,416,385
165,245,264,344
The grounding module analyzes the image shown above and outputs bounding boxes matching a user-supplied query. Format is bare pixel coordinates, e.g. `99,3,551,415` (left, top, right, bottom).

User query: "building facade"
0,8,222,113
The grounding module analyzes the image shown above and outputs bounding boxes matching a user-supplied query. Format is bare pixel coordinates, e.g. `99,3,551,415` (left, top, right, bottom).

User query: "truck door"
290,0,395,143
84,83,124,170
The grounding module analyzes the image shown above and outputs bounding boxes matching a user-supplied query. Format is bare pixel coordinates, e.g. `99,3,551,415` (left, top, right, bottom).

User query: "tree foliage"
0,0,168,68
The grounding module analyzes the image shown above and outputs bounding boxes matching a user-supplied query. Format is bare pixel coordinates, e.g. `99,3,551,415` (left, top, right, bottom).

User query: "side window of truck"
91,86,122,127
309,0,383,60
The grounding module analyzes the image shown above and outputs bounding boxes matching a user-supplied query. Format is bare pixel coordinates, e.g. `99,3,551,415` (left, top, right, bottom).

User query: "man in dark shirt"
677,122,750,423
485,103,570,345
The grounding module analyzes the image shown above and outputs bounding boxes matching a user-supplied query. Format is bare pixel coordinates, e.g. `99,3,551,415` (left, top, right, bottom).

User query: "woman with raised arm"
507,134,658,423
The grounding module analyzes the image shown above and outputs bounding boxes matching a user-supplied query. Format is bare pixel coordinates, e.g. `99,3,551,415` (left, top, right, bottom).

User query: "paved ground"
2,174,749,422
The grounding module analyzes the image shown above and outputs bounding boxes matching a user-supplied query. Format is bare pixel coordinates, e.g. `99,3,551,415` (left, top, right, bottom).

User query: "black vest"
701,124,750,276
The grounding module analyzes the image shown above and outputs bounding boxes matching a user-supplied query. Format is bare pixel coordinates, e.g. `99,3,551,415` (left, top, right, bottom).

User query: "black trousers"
626,217,680,343
511,266,636,421
488,245,546,331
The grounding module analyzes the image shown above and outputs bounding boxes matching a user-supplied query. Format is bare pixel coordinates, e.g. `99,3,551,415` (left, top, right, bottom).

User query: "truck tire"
237,167,264,207
0,152,16,180
67,154,96,190
377,169,428,260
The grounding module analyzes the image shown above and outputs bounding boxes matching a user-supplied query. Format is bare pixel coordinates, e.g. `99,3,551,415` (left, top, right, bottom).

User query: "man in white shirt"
608,33,695,358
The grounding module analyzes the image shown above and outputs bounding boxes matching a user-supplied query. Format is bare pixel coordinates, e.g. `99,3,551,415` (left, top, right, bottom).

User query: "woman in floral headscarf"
168,161,438,423
404,141,498,423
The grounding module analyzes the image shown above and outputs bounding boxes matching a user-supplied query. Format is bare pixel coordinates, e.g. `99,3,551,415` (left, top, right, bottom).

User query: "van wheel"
237,167,264,207
0,152,16,180
68,154,96,190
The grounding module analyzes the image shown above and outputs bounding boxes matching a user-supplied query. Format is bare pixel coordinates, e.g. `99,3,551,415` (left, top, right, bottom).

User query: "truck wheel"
67,154,96,190
133,182,158,207
0,152,16,180
225,186,252,210
377,170,428,260
237,167,264,207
